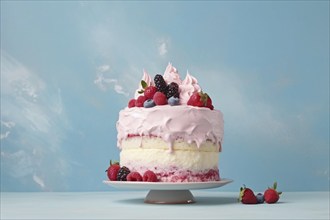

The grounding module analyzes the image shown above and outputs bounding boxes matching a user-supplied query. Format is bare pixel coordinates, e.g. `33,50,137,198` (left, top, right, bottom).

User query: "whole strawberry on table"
239,182,282,204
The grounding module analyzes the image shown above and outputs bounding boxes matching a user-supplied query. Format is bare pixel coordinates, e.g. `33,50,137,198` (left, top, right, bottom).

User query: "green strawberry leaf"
138,89,144,94
141,80,147,89
273,181,277,190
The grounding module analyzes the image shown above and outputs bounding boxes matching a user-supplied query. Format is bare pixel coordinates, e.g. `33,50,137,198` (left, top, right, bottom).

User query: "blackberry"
166,82,179,99
117,166,130,181
154,74,168,94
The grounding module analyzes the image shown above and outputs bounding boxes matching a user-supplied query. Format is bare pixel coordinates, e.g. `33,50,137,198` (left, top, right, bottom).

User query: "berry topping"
143,170,158,182
106,160,120,181
153,91,167,105
168,96,180,106
144,86,158,99
128,99,136,108
154,74,168,94
239,185,258,204
187,91,213,110
135,96,147,107
143,99,156,108
264,182,282,204
117,166,131,181
206,96,214,110
166,82,179,99
256,193,265,204
127,172,143,181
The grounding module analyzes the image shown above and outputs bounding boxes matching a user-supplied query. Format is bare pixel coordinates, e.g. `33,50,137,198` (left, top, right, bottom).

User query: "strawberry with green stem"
239,185,258,204
264,182,282,204
106,160,120,181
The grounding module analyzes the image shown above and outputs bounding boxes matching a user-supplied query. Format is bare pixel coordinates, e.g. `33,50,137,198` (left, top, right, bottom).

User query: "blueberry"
168,96,180,106
143,99,155,108
256,193,264,203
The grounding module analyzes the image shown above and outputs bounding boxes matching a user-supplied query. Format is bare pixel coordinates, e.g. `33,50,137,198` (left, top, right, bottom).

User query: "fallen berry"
239,185,258,204
264,182,282,204
256,193,264,204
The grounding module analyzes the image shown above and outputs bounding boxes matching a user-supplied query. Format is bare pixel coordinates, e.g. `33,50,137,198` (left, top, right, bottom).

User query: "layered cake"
116,63,224,182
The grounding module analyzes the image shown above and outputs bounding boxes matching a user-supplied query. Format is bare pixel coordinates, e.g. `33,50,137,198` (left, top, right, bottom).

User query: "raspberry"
135,96,147,107
127,172,143,181
128,99,136,108
117,166,130,181
166,82,179,99
144,86,157,99
153,92,167,105
154,74,167,94
143,170,158,182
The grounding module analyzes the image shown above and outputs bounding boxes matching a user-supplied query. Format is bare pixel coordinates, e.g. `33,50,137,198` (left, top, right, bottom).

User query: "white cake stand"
103,178,233,204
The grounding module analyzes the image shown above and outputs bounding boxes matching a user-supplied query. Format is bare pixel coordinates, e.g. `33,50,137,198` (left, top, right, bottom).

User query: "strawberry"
187,91,213,110
128,99,136,108
206,96,214,110
135,95,147,107
187,92,203,107
143,170,158,182
106,160,120,181
153,92,167,105
144,86,158,99
127,172,143,181
239,185,258,204
264,182,282,204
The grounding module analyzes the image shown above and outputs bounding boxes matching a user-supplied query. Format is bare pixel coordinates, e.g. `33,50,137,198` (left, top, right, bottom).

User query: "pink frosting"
179,72,201,104
134,69,153,99
134,64,201,104
163,63,182,85
116,105,224,151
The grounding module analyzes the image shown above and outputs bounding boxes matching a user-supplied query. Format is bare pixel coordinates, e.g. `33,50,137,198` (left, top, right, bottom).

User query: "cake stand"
103,178,233,204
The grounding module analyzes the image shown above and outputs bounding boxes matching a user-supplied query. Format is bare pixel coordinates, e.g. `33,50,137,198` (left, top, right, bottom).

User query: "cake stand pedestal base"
144,190,195,204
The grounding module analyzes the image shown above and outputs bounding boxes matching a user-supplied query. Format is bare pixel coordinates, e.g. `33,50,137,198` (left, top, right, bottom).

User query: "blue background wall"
1,1,329,192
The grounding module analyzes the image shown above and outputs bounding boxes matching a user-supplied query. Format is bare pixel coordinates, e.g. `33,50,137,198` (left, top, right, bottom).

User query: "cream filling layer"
121,137,220,152
120,148,219,172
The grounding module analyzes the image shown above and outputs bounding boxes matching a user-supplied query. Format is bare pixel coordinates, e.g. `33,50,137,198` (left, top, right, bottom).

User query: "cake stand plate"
103,178,233,204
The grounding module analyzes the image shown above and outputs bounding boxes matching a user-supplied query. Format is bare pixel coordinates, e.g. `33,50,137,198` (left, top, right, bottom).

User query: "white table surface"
1,191,329,219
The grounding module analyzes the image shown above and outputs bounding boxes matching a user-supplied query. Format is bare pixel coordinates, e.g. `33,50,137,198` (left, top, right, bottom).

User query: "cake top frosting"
132,62,212,108
117,63,224,151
